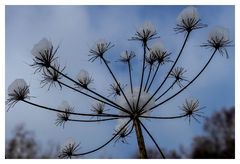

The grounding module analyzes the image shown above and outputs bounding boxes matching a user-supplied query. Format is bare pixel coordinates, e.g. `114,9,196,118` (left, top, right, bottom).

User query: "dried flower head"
31,38,58,72
114,119,131,144
6,79,30,109
75,69,93,90
119,50,136,63
131,22,158,45
55,101,74,128
175,6,206,33
117,88,155,115
59,139,80,159
108,82,126,98
180,99,205,123
145,51,157,67
91,101,106,115
149,42,172,65
169,67,188,87
201,26,232,58
89,39,114,62
40,63,65,90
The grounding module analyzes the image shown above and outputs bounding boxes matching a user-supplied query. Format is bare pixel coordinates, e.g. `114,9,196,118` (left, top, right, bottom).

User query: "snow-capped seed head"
89,39,114,62
108,81,123,98
114,118,130,143
119,50,136,63
91,101,106,114
208,27,230,48
55,101,74,128
175,6,205,33
75,69,93,89
31,38,57,71
150,42,172,65
7,79,30,109
117,88,155,115
145,51,157,66
31,38,52,58
131,22,157,44
201,26,231,58
59,138,80,159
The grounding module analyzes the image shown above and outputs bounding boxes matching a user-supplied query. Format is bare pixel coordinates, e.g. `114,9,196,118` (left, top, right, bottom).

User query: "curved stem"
101,57,134,112
140,113,187,120
136,44,147,110
139,120,165,159
58,81,123,111
50,65,131,114
68,117,119,123
146,49,217,113
72,119,132,156
139,32,190,113
22,100,127,118
144,65,152,91
147,62,160,92
155,80,177,101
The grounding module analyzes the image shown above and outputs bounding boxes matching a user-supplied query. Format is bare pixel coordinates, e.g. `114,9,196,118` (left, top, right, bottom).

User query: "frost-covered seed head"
91,101,106,114
131,22,157,45
7,79,30,109
59,138,80,159
89,40,114,62
119,51,136,63
201,26,231,58
108,81,123,98
55,101,74,128
150,42,172,65
145,51,157,66
75,69,93,89
114,118,130,143
175,6,206,33
117,88,155,115
31,38,58,71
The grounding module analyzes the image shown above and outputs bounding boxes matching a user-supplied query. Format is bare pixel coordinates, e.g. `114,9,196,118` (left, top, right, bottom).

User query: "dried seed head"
119,50,136,63
75,69,93,90
59,138,80,159
175,6,206,33
149,42,172,65
31,38,58,72
6,79,30,109
169,67,188,87
55,101,74,128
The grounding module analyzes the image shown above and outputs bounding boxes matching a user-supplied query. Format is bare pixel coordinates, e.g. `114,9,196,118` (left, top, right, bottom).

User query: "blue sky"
5,5,234,158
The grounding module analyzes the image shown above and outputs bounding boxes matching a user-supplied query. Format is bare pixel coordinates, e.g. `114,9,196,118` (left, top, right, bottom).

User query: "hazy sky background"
5,5,234,158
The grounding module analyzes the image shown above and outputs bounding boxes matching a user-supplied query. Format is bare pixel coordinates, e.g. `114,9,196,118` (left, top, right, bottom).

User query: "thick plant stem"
134,119,148,159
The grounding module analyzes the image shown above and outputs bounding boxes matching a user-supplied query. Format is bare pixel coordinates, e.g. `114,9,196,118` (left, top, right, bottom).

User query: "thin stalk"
50,65,131,114
146,62,160,92
139,32,191,113
134,118,148,159
72,119,132,156
140,113,187,120
145,49,217,114
136,44,147,111
128,61,136,111
101,57,134,112
144,65,152,91
22,100,127,118
127,61,134,94
58,81,123,111
155,80,177,101
139,120,165,159
68,117,119,123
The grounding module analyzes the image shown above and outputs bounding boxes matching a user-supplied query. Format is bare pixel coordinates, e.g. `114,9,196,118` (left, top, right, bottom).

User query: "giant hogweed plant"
6,6,232,158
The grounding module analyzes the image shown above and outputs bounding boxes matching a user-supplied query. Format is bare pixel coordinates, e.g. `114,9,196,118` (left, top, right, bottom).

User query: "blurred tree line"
6,106,234,159
5,124,59,159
